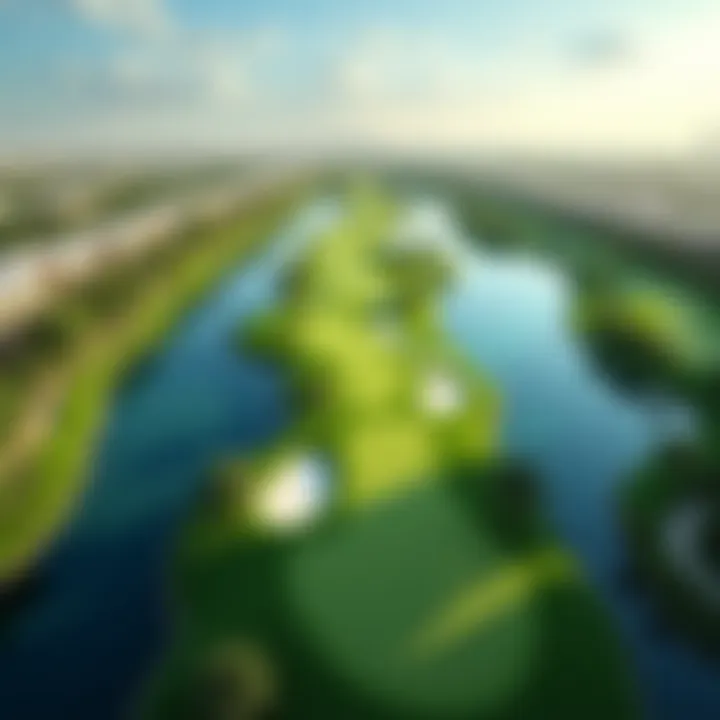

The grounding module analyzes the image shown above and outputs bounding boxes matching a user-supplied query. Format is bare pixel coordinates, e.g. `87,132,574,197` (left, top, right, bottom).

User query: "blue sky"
0,0,718,158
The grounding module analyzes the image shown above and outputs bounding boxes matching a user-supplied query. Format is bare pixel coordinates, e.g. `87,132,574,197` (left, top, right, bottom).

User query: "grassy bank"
145,183,637,719
0,181,309,585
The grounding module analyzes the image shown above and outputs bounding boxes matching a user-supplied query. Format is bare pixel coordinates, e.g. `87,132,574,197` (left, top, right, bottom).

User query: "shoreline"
0,180,310,587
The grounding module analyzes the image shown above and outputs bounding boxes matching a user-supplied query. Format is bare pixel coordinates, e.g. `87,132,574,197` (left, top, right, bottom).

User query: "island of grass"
145,184,638,720
0,182,309,589
572,278,713,398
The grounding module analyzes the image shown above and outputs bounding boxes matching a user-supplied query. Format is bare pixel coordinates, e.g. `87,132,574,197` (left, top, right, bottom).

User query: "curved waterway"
420,198,720,720
0,199,339,720
0,195,718,720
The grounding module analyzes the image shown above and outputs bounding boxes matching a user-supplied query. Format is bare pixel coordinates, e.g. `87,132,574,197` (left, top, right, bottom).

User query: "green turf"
145,182,637,720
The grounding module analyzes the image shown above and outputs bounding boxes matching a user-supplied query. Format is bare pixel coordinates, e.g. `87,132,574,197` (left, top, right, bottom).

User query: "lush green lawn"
146,183,636,719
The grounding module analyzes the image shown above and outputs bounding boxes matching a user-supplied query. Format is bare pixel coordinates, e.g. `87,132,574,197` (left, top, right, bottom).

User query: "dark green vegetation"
146,185,637,720
570,260,720,654
179,642,280,720
0,182,308,585
573,284,711,397
623,441,720,652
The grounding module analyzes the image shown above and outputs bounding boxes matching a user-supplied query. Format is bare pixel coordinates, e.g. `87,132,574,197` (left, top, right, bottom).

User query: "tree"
488,460,543,551
184,643,280,720
205,460,252,521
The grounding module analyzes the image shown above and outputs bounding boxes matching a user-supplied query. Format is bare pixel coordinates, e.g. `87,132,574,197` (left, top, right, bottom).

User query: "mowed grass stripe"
410,548,577,662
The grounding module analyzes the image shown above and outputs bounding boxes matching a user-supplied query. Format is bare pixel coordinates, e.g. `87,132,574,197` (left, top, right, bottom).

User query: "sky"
0,0,719,159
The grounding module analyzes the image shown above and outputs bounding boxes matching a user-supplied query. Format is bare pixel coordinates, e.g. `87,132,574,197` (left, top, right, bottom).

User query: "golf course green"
145,183,637,719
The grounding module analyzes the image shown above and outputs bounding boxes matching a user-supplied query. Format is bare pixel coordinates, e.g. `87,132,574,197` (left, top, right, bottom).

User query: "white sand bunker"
254,455,329,531
420,369,466,417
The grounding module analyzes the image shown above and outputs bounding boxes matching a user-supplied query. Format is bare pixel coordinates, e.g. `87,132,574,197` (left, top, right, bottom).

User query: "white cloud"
322,10,720,158
194,29,285,104
27,9,289,155
336,29,491,108
70,0,171,35
106,24,286,110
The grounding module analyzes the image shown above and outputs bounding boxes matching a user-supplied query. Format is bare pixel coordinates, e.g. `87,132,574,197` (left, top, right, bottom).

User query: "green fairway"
286,483,547,717
147,183,637,719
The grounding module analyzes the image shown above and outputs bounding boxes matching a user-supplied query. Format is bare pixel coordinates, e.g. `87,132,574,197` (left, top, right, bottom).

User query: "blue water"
0,199,337,720
437,203,720,720
1,195,718,720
